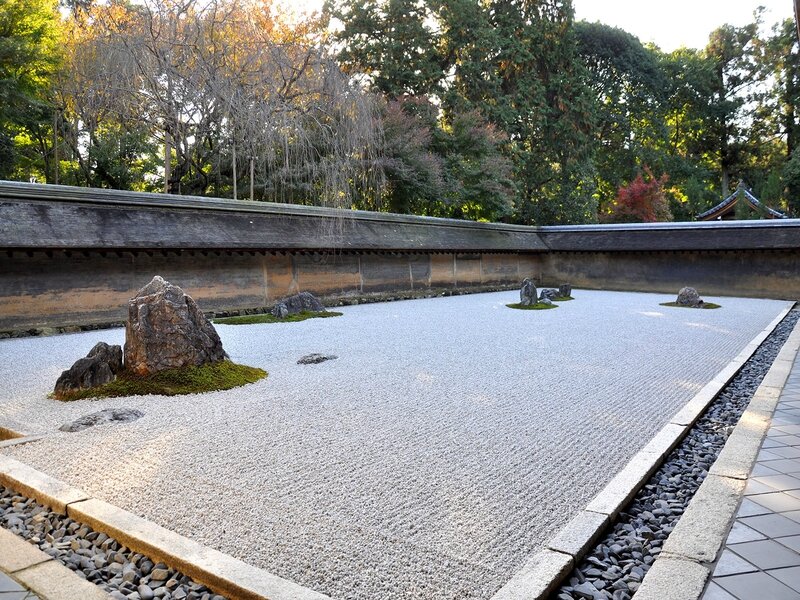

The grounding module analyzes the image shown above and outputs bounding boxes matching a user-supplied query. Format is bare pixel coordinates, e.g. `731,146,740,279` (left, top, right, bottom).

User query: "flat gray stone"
661,474,746,562
490,549,572,599
634,557,709,600
59,409,145,433
547,510,609,558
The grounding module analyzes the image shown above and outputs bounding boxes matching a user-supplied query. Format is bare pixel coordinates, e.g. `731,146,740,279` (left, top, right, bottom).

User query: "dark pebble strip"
552,306,800,600
0,487,226,600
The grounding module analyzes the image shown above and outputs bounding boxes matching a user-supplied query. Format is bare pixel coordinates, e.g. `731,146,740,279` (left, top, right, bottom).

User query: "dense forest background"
2,0,799,224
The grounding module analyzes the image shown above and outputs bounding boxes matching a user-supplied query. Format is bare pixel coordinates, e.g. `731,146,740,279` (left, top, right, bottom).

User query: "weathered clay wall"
2,181,799,333
0,250,543,331
537,250,800,300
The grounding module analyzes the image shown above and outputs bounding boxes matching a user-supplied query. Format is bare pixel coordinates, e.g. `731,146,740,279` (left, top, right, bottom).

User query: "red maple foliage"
606,167,672,223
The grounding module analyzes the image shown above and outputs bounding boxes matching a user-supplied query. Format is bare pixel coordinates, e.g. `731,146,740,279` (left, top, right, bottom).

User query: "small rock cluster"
676,286,704,307
54,342,123,397
54,276,226,397
0,486,225,600
520,279,572,306
553,307,800,600
271,292,326,319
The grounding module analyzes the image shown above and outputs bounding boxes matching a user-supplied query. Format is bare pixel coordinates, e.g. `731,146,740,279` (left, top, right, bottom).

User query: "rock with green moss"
271,292,327,318
125,276,226,376
520,278,537,306
54,342,123,398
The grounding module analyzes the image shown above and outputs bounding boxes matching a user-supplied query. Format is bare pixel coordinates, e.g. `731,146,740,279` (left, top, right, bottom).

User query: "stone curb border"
0,526,112,599
0,455,331,600
633,309,800,600
490,302,796,600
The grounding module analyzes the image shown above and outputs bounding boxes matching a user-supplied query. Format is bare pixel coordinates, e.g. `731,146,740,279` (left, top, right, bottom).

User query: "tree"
54,0,382,206
325,0,442,98
705,15,765,197
604,166,671,223
0,0,61,179
575,22,668,213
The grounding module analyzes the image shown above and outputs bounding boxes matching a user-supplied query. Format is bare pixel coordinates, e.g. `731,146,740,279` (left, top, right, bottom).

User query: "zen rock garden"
661,286,722,310
53,276,266,401
509,278,573,310
0,288,792,600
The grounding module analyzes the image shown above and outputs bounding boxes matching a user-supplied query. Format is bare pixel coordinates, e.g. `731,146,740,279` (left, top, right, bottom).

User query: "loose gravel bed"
552,306,800,600
0,290,792,599
0,486,223,600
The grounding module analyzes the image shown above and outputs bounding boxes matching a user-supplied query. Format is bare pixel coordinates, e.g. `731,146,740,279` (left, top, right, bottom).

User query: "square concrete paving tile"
752,463,783,477
738,498,773,518
746,479,781,496
728,539,800,570
740,514,800,538
702,581,738,600
755,458,800,473
712,549,759,577
727,522,768,544
771,435,800,446
0,574,24,593
769,565,800,592
770,438,800,453
750,492,800,513
776,536,800,554
765,438,792,449
760,449,786,461
753,474,800,492
716,571,800,599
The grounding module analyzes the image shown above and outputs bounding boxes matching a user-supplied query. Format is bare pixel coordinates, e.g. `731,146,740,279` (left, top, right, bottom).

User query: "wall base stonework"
0,251,542,333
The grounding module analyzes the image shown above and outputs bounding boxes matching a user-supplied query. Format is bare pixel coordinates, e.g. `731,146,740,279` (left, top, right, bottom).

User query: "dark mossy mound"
506,302,559,310
213,310,342,325
53,360,267,401
660,302,721,310
553,296,573,301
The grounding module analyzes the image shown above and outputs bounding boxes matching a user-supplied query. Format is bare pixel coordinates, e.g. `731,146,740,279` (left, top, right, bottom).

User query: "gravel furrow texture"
0,486,223,600
0,290,792,599
551,306,800,600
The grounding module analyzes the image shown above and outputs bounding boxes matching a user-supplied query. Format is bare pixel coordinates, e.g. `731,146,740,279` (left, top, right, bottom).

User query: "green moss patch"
506,302,559,310
553,296,573,302
213,310,342,325
659,302,721,310
54,360,267,401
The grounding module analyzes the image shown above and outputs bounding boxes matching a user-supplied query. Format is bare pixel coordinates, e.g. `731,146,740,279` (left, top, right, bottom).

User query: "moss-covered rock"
659,302,721,310
506,302,559,310
214,310,342,325
53,360,266,401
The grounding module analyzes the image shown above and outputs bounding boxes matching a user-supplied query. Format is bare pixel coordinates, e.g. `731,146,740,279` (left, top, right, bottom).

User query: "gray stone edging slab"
0,456,329,600
635,310,800,600
0,527,111,599
490,303,795,600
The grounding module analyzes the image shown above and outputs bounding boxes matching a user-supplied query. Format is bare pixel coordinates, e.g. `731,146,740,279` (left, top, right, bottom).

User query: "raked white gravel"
0,290,792,599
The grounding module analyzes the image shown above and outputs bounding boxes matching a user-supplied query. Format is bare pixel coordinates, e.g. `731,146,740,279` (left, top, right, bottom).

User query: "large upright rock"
124,276,225,376
520,278,537,306
676,287,703,307
271,292,326,318
54,342,123,397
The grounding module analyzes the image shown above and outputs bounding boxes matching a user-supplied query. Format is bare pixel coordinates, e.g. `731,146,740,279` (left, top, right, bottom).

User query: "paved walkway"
0,572,39,600
705,359,800,599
